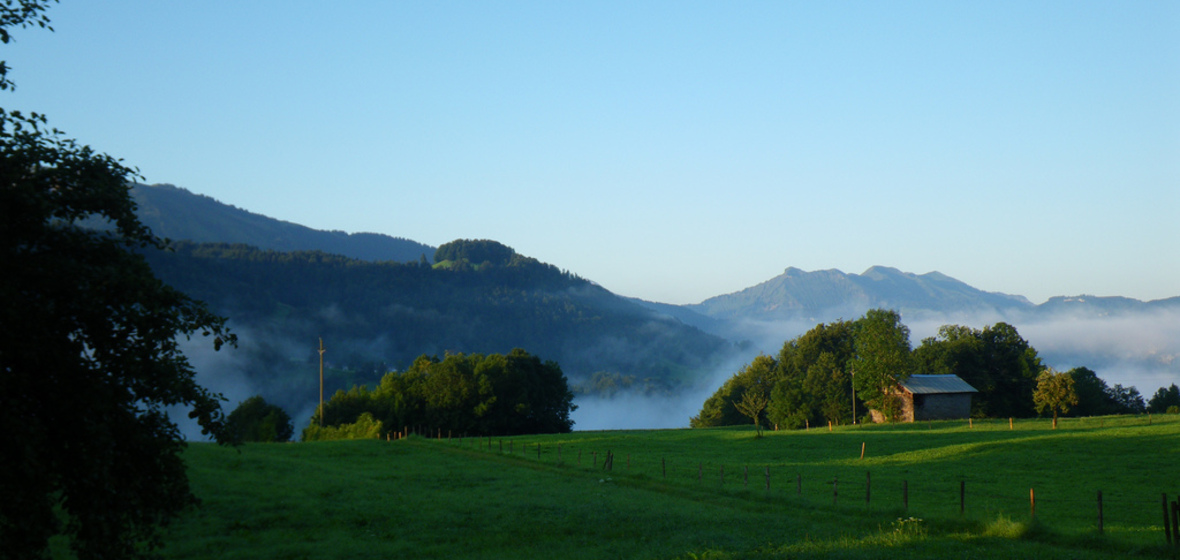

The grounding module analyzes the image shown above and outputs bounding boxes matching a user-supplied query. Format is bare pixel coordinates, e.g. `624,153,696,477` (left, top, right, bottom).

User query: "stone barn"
871,374,978,423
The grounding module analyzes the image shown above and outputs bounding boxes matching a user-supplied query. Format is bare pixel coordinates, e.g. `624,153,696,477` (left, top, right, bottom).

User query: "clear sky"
7,1,1178,305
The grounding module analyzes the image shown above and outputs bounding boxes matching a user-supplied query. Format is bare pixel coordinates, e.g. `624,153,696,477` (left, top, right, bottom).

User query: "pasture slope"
157,415,1180,559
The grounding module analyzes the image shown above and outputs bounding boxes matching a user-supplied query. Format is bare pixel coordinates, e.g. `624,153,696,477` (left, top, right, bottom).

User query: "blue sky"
7,1,1178,305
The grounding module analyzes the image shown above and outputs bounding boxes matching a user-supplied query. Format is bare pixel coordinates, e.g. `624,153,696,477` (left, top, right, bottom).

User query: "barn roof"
900,374,978,394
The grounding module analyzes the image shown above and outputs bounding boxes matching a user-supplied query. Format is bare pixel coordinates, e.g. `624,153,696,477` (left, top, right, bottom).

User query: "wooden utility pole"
851,367,856,424
318,338,326,427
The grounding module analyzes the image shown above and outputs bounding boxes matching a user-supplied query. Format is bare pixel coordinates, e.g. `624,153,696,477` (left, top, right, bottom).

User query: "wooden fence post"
765,466,770,492
833,476,838,506
1030,488,1035,518
860,442,865,459
1163,493,1172,545
1097,490,1103,534
866,471,871,506
1165,499,1175,547
662,457,666,478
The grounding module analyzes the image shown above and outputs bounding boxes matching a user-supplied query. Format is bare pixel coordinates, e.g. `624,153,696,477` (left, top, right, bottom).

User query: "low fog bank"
569,307,1180,432
571,346,762,430
1017,308,1180,393
572,394,696,430
168,324,319,441
166,307,1179,438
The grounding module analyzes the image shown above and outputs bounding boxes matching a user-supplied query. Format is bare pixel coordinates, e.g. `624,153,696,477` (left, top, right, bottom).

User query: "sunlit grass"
150,414,1180,559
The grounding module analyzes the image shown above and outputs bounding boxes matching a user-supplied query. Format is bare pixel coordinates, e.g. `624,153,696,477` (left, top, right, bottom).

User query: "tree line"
302,348,577,440
692,309,1161,430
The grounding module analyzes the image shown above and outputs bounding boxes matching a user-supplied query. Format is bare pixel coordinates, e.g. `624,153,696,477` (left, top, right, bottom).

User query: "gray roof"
900,374,978,394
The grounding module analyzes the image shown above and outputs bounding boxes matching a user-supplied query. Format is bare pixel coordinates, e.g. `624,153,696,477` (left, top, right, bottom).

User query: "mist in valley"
169,303,1180,440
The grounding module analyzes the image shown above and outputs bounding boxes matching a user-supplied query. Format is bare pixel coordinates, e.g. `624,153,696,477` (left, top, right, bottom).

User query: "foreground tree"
0,4,236,558
734,384,770,436
1033,369,1078,429
851,309,912,422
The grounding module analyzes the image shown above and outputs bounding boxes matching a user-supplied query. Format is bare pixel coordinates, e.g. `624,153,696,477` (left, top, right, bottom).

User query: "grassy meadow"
155,414,1180,559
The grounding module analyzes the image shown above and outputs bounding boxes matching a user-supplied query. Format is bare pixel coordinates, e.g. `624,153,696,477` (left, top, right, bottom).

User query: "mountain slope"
144,241,738,421
129,183,435,263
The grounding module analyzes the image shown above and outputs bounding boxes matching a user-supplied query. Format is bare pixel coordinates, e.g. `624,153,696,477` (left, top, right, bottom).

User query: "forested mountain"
125,183,435,263
143,240,736,423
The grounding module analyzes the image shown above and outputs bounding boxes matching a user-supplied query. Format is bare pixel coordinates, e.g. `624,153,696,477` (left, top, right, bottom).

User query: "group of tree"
225,396,294,443
304,348,577,440
692,310,913,429
1,3,240,558
693,309,1155,430
1148,383,1180,414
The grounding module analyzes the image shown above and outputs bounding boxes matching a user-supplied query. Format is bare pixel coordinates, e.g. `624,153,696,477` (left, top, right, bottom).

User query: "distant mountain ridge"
689,265,1032,324
128,183,435,263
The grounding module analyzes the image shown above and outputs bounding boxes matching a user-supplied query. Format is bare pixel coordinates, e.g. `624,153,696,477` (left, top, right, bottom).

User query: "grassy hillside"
157,415,1179,559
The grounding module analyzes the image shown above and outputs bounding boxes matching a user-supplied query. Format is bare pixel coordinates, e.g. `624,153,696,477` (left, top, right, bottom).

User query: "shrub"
302,412,383,441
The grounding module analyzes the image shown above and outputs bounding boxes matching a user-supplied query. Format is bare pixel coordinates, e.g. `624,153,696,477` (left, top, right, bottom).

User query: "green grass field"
157,414,1180,559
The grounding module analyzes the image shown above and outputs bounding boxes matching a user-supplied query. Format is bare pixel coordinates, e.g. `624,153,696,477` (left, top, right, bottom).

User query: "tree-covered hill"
143,239,737,421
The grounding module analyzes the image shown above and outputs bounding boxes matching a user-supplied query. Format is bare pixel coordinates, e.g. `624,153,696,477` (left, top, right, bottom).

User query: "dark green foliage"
1147,383,1180,413
1106,383,1146,414
700,311,911,429
306,349,576,438
1064,367,1117,417
851,309,913,420
0,5,235,558
913,322,1044,418
691,354,778,428
767,320,858,429
225,396,293,442
698,310,1121,430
